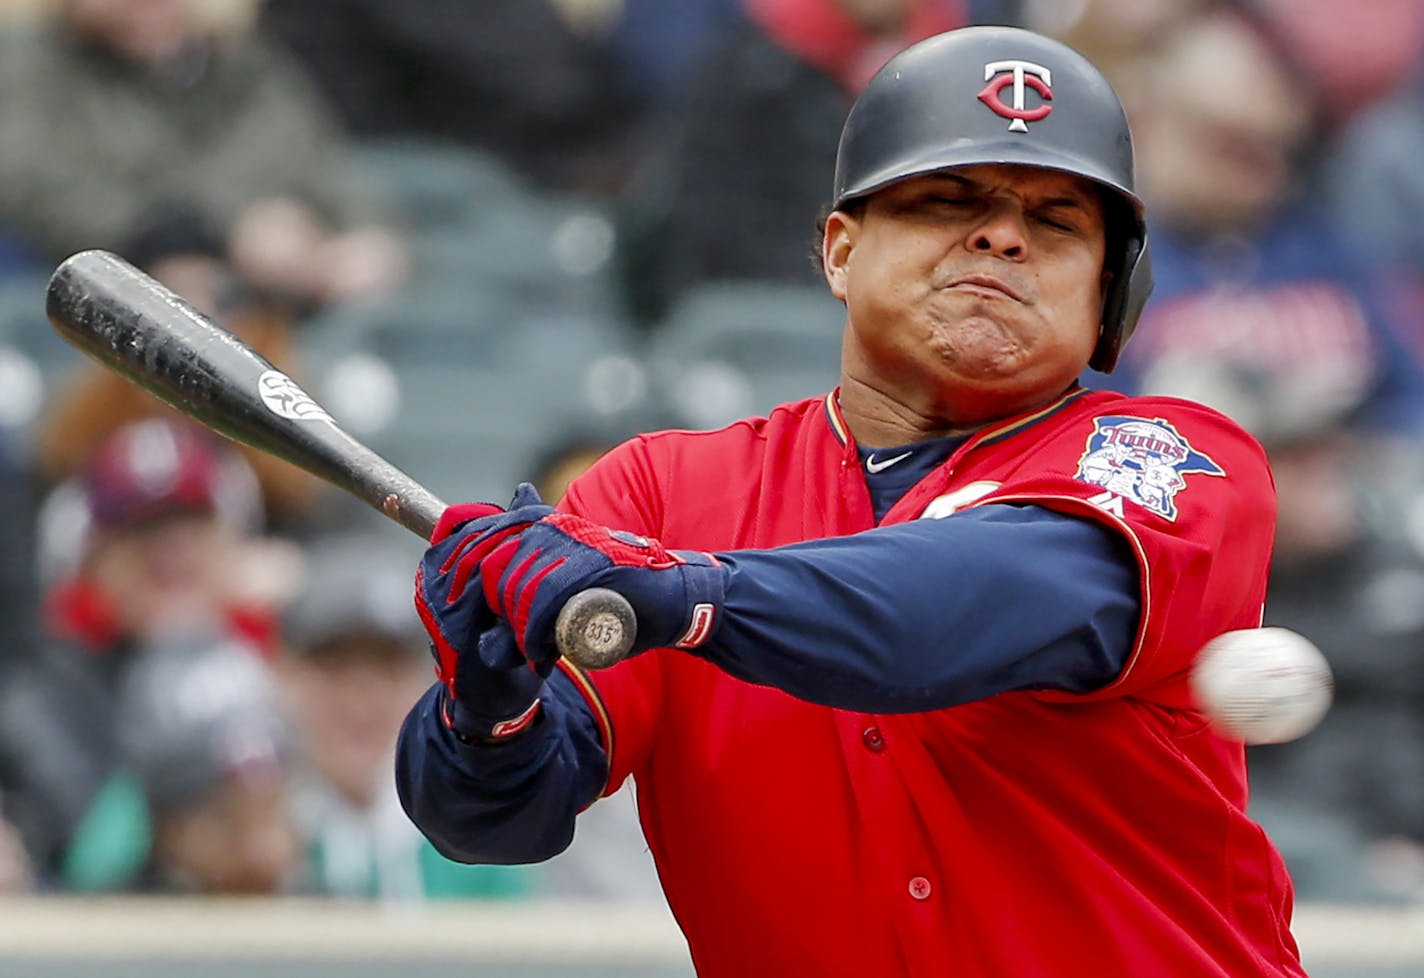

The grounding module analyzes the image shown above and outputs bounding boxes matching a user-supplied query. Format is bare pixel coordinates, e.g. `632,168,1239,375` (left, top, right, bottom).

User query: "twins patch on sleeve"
1075,416,1223,521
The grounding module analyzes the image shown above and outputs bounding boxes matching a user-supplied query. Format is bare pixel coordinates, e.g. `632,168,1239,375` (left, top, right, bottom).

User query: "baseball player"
397,27,1306,978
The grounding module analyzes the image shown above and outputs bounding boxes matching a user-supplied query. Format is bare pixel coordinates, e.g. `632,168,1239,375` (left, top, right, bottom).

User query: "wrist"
441,687,544,745
669,553,728,650
604,553,729,655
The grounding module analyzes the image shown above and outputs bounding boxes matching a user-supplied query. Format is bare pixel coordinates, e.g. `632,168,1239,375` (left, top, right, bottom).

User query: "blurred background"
0,0,1421,975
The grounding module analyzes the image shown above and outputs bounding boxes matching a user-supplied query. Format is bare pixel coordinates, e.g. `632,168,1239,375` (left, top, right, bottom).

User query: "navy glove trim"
667,550,724,649
442,690,545,745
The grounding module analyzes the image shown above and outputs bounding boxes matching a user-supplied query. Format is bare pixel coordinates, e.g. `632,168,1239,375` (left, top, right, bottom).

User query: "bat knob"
556,588,637,670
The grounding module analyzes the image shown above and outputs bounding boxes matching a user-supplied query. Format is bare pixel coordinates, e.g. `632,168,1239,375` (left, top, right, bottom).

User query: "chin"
932,343,1039,386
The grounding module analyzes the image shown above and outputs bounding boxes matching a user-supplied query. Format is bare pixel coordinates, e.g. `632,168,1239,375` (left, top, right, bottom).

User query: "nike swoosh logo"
865,451,912,474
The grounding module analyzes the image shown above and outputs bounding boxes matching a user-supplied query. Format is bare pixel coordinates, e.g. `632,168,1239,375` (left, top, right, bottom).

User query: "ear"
822,210,858,301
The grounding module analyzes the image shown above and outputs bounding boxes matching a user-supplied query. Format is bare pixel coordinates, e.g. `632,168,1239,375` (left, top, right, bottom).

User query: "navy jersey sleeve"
395,669,607,865
699,503,1140,712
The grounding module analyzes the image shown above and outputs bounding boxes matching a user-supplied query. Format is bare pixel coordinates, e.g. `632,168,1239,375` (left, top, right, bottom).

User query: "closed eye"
1036,212,1081,233
1035,195,1093,233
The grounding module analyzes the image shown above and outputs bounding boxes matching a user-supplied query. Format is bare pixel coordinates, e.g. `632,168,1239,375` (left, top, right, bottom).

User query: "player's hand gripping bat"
45,249,635,669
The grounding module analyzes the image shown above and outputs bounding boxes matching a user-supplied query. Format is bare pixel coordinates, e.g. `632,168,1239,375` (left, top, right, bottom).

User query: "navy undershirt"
856,435,967,523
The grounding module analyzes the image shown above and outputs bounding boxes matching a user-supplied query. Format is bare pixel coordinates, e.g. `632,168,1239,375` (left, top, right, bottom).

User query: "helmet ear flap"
1090,234,1153,373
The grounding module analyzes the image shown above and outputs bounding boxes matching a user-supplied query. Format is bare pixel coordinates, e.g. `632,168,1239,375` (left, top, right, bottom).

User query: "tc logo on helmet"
978,60,1053,132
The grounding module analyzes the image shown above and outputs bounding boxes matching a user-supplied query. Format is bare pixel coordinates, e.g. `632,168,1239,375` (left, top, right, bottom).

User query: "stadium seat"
297,283,526,368
303,172,629,375
355,140,625,327
406,192,625,325
308,311,653,504
353,140,532,233
649,281,845,428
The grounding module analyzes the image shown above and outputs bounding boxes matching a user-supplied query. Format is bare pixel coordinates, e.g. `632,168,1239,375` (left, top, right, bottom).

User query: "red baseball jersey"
558,387,1302,978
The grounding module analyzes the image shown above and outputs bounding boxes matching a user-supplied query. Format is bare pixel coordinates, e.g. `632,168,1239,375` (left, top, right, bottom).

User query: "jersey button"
862,726,885,751
908,876,932,901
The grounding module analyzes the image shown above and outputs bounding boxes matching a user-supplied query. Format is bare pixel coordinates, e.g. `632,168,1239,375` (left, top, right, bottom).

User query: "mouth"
945,275,1023,302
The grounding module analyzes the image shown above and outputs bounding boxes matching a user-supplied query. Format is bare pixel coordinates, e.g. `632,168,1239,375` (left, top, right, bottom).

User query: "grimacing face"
824,164,1111,429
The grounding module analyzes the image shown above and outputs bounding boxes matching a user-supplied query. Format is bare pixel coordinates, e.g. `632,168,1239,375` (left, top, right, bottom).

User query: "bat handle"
555,588,637,669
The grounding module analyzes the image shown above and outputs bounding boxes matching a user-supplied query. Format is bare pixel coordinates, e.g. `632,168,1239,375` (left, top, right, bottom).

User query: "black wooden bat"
45,249,635,669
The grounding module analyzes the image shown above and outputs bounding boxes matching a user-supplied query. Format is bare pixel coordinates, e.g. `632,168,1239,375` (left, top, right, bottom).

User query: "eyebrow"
920,174,1094,210
1039,196,1092,211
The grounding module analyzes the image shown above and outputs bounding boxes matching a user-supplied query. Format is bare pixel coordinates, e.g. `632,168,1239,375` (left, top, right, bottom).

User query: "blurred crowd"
0,0,1420,908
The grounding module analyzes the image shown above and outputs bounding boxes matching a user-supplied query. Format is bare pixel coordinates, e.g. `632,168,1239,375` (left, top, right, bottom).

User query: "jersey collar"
961,385,1091,451
823,391,853,448
824,385,1090,455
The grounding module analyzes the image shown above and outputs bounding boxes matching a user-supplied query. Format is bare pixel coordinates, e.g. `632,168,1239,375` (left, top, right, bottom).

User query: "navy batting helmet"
831,26,1152,373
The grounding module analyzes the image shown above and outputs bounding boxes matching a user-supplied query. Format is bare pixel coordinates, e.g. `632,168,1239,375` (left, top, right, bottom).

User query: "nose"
967,201,1028,260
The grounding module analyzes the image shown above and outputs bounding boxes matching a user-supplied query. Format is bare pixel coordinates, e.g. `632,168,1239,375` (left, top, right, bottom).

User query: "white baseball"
1189,627,1334,745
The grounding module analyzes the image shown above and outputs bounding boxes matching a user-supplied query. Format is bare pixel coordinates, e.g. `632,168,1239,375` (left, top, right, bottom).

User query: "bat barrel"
46,250,445,538
45,249,637,667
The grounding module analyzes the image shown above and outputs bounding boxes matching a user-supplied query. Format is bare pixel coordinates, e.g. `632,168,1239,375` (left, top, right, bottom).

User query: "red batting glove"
413,485,555,741
477,512,727,674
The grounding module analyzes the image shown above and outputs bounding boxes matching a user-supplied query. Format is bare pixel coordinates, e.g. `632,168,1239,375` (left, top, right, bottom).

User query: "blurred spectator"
0,0,408,311
34,209,325,531
117,630,298,894
1253,0,1424,319
1090,8,1424,437
279,533,535,899
600,0,741,109
1318,69,1424,271
0,419,283,887
616,0,969,326
1029,0,1216,114
1316,77,1424,360
258,0,637,197
1251,0,1424,130
1147,356,1424,903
